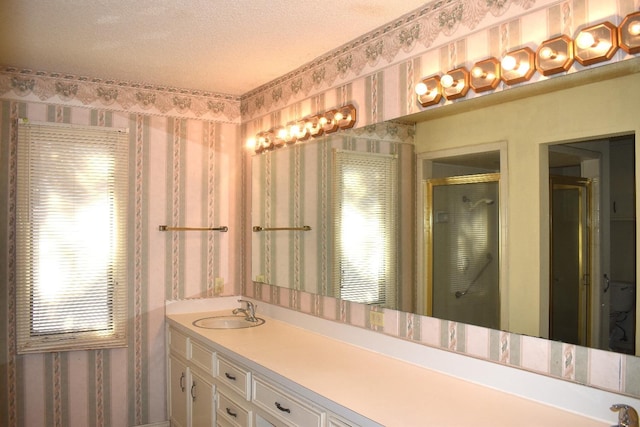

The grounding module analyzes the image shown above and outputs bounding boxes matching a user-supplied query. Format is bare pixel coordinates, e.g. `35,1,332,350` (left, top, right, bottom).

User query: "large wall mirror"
251,61,639,357
251,123,416,313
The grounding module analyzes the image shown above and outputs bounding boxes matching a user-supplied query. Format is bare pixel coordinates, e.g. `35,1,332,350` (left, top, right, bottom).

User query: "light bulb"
628,20,640,36
415,82,428,95
539,46,556,60
246,137,256,150
501,55,517,71
576,31,596,49
471,66,485,78
277,128,288,140
440,74,454,88
290,124,300,137
334,112,344,122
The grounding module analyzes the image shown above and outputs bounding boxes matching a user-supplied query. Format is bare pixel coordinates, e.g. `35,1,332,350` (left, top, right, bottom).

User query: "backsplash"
244,280,640,399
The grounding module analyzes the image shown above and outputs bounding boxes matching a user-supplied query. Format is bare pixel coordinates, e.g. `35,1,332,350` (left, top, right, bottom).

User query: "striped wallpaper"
250,124,415,303
0,100,240,426
1,0,639,424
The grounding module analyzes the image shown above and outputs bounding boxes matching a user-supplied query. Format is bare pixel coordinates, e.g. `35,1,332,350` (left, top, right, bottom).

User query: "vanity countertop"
167,310,607,427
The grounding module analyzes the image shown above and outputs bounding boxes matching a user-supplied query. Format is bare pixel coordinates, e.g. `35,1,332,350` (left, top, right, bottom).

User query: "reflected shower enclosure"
427,174,500,330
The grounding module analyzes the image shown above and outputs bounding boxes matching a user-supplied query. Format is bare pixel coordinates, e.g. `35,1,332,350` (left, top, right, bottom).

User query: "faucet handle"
611,404,639,427
237,299,253,309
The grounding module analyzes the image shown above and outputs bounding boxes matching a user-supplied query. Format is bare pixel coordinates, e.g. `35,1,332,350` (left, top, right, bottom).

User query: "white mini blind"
332,149,397,307
16,121,129,353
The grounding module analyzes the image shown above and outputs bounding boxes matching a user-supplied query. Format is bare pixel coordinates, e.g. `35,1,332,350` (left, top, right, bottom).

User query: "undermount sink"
192,315,265,329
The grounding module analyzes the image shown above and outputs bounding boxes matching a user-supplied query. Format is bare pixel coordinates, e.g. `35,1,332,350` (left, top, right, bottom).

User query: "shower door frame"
425,172,501,327
549,175,592,347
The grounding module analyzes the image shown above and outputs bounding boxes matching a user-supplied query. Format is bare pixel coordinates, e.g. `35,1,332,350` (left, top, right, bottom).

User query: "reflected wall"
251,123,416,312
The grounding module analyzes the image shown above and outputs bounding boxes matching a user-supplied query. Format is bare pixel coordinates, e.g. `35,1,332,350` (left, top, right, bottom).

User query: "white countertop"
167,308,608,427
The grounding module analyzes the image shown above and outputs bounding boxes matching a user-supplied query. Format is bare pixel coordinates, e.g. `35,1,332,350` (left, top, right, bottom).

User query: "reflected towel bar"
253,226,311,232
159,225,228,232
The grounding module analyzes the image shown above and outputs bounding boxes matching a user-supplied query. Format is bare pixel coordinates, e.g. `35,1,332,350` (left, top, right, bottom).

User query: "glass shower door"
427,174,500,330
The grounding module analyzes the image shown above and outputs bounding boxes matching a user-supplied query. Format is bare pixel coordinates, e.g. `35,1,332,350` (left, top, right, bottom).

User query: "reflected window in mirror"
332,150,398,308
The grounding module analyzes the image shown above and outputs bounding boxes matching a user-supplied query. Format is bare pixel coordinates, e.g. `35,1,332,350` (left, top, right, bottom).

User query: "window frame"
16,120,129,353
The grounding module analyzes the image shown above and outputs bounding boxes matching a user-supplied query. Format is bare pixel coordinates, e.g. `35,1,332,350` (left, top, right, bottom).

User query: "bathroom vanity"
166,301,612,426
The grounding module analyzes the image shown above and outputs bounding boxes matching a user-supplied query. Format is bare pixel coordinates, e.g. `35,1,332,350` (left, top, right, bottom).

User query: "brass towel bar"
159,225,228,232
252,226,311,232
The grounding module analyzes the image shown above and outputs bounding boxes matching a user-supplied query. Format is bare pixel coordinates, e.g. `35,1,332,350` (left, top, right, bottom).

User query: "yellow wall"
415,61,640,337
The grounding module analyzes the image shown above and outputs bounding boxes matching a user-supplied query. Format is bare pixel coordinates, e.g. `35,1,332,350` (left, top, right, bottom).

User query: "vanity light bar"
414,11,638,107
248,104,356,154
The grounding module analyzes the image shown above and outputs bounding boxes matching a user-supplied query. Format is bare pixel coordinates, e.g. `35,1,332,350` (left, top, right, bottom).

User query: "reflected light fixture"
619,11,640,54
536,35,574,76
274,127,288,147
415,75,442,107
307,114,324,137
248,104,357,153
441,67,469,100
334,104,357,129
470,58,501,92
574,22,619,66
500,47,535,85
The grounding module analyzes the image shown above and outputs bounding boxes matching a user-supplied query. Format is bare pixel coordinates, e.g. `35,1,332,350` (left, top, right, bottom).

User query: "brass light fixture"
334,104,357,129
248,104,357,153
320,109,339,134
307,114,324,137
619,11,640,54
415,75,442,107
574,22,619,66
536,35,575,76
441,67,469,100
470,58,501,92
500,47,535,85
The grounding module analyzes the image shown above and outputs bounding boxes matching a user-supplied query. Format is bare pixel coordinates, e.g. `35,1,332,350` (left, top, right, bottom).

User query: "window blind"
16,121,129,353
332,149,398,307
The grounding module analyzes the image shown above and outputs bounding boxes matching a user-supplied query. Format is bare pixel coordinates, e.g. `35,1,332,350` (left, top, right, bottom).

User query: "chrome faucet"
233,299,258,322
611,404,639,427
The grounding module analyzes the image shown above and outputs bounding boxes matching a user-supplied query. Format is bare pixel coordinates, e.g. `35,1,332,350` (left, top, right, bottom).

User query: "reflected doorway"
427,173,500,330
548,136,636,354
550,176,591,346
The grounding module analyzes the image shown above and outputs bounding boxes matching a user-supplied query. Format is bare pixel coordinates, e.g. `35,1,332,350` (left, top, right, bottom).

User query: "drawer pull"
225,407,238,418
275,402,291,413
224,372,237,381
179,372,185,392
191,383,196,401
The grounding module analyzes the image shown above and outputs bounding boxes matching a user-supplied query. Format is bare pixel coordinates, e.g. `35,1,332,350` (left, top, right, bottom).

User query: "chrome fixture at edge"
610,404,638,427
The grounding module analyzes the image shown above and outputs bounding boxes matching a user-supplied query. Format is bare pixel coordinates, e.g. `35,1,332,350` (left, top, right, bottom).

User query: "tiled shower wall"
0,80,243,427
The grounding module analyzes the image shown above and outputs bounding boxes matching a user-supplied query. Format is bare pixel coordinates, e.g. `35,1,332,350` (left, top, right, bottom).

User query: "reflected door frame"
416,142,508,329
549,175,592,347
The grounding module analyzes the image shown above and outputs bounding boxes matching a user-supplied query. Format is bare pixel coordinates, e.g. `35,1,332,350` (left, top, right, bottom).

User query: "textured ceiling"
0,0,430,96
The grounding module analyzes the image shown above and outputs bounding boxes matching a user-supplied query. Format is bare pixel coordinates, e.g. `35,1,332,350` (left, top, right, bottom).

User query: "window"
332,149,397,307
16,121,128,353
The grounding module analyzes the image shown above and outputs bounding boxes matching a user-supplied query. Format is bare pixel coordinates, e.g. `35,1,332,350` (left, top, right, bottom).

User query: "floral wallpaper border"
0,67,241,123
240,0,536,118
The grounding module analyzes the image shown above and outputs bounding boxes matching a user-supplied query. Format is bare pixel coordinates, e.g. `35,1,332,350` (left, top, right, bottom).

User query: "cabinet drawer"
169,328,188,360
217,389,251,427
217,355,251,399
191,339,215,377
252,376,323,427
